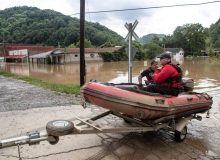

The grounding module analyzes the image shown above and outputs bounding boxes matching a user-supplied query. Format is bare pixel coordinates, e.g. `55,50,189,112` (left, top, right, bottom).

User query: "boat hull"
81,82,212,120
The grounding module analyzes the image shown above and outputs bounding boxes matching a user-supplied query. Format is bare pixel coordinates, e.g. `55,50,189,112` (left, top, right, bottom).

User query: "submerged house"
155,48,184,65
0,44,54,63
30,47,122,64
164,48,184,58
5,49,28,63
214,48,220,55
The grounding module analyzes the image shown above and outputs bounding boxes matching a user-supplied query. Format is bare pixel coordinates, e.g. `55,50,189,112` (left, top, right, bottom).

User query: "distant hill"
0,6,124,47
139,34,165,44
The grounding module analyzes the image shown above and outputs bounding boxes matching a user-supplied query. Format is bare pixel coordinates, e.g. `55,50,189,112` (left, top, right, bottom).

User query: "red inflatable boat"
81,82,212,120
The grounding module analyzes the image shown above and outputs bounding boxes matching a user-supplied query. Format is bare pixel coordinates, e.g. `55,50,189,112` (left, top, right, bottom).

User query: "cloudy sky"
0,0,219,37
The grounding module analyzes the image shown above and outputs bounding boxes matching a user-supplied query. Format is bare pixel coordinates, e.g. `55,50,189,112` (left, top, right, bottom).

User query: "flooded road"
0,57,220,157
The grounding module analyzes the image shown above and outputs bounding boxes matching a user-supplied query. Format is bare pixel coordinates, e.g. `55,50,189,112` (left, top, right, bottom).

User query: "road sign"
124,20,139,83
125,48,137,61
124,20,139,41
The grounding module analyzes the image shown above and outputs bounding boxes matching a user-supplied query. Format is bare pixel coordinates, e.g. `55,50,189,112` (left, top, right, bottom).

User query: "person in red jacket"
145,53,183,96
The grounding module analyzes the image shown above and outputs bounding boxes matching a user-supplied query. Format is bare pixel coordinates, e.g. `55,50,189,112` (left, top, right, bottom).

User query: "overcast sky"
0,0,219,37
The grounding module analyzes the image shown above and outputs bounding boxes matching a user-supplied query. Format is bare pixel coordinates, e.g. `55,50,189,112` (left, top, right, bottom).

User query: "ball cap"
158,53,171,59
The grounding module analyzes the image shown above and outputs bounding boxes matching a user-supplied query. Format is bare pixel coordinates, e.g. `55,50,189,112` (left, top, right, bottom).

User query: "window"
90,53,94,58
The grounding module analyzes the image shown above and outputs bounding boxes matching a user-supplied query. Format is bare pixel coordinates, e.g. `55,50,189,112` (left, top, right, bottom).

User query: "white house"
155,48,184,65
164,48,184,59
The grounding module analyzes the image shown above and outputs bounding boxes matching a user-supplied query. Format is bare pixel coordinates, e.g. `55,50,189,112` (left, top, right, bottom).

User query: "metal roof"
29,50,54,58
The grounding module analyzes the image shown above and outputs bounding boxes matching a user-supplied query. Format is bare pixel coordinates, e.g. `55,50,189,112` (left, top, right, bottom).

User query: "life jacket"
162,64,183,89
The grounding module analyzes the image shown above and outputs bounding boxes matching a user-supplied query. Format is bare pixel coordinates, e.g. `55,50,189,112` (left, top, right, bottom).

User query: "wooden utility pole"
80,0,86,86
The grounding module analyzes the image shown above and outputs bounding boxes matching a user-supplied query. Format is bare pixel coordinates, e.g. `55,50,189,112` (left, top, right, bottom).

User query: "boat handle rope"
194,92,212,100
201,93,212,100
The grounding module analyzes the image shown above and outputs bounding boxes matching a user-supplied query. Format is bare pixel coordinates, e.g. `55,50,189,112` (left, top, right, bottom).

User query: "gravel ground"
0,76,81,112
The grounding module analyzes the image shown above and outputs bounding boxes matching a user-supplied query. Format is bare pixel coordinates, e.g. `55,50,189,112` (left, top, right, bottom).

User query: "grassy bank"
0,71,81,94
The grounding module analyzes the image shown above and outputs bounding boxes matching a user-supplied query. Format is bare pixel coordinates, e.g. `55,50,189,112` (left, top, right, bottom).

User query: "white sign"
9,49,28,56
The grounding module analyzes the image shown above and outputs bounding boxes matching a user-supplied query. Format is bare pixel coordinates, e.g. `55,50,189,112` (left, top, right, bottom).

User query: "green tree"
143,43,163,59
132,41,145,60
76,39,92,48
68,43,76,48
171,23,208,56
209,19,220,48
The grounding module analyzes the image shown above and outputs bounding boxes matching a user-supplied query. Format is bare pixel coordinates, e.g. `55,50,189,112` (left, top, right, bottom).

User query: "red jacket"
153,64,182,88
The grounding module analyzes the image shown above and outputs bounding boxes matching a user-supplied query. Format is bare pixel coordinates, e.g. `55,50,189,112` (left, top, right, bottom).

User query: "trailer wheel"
46,120,74,136
174,126,187,142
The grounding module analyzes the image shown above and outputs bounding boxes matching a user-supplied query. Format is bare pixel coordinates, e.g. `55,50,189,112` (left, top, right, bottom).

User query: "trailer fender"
175,115,193,132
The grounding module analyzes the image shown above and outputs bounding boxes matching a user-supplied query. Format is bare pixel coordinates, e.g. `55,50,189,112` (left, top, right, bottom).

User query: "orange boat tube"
81,82,212,120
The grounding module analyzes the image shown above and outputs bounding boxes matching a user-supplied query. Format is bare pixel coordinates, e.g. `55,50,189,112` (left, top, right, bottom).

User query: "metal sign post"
125,20,139,83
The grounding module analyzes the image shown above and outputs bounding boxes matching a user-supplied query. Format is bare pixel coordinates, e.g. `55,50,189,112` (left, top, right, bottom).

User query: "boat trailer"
0,109,209,152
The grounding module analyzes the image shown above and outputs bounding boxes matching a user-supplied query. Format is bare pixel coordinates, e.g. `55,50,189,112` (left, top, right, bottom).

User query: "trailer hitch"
0,130,48,149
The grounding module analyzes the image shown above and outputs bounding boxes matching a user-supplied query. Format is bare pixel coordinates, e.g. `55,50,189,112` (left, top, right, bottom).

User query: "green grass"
0,71,81,94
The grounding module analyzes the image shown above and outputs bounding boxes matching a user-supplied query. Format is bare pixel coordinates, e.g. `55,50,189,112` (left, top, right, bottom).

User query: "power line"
70,0,220,16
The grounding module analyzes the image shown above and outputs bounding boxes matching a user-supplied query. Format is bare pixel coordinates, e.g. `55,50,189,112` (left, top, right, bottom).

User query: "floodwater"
0,57,220,86
0,57,220,156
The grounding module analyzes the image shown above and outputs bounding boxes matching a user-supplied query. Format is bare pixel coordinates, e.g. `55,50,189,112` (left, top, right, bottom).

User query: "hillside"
139,33,165,44
0,6,124,47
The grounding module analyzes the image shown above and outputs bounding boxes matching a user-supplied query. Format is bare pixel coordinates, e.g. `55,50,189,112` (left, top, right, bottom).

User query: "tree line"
101,20,220,61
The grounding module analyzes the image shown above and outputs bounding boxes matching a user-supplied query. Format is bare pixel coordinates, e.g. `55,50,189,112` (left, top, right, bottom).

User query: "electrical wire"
70,0,220,16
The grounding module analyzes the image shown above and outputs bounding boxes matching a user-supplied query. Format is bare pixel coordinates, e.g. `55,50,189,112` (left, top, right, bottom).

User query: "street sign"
124,20,139,83
125,48,137,61
124,20,139,41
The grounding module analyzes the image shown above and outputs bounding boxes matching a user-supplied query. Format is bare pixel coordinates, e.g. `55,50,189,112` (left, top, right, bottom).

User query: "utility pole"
3,32,6,62
128,23,132,83
80,0,86,86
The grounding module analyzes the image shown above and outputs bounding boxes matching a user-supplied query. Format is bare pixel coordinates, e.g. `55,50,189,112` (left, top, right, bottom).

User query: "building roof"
59,47,122,54
164,48,183,55
29,47,122,59
214,48,220,52
165,48,183,54
29,50,54,58
2,44,55,52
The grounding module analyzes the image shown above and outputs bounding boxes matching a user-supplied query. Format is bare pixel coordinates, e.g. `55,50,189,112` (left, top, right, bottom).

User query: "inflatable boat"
81,81,212,120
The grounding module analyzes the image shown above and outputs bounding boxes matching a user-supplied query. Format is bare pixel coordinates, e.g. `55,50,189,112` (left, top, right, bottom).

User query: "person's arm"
138,75,143,84
138,69,149,85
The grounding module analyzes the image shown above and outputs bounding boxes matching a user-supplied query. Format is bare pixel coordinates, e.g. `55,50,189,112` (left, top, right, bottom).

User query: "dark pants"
143,84,182,96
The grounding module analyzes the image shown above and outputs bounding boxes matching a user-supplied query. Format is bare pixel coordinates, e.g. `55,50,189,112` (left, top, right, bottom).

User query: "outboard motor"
182,77,194,92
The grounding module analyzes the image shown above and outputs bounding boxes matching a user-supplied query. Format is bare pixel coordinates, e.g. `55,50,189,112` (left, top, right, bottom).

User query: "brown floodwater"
0,57,220,155
0,57,220,86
